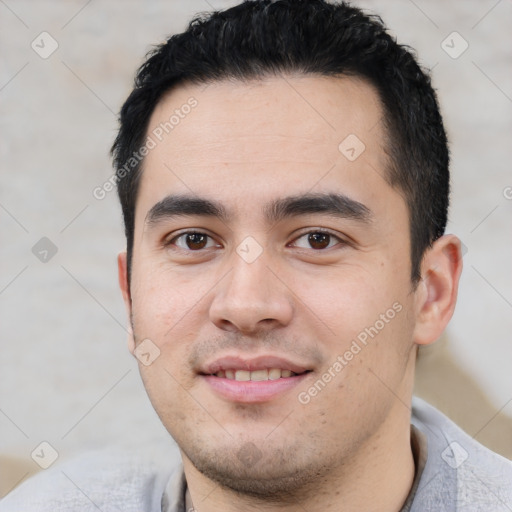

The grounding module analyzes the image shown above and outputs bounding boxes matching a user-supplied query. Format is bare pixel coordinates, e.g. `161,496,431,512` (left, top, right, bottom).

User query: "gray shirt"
2,397,511,511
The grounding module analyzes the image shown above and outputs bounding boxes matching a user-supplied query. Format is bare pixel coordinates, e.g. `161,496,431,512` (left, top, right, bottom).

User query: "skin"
118,74,462,511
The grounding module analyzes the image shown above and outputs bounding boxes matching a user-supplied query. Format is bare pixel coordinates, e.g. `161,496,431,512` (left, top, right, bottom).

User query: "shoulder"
0,448,180,512
411,396,512,511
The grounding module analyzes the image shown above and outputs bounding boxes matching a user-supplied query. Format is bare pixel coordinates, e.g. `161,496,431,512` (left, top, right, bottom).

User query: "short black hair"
111,0,449,284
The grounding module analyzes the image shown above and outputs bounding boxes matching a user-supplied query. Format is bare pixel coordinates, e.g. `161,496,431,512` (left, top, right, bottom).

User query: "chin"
182,441,333,501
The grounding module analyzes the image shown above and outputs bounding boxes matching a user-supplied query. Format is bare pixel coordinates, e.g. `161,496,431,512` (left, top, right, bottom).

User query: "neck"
182,398,415,512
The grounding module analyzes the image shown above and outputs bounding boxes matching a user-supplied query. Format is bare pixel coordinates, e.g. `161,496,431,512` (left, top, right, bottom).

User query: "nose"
209,252,294,335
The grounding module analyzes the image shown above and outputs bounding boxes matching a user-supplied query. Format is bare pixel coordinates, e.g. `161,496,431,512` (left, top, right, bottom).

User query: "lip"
199,354,312,404
202,372,310,403
200,354,310,375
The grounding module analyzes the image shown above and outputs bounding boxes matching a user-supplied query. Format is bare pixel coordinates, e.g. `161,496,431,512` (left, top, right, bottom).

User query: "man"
2,1,511,510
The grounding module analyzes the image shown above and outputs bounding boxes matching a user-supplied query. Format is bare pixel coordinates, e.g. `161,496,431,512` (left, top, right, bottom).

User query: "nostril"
217,319,238,332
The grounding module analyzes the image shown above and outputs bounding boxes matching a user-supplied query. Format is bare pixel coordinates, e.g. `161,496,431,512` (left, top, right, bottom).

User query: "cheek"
290,265,386,338
130,263,196,336
294,306,414,437
130,265,212,385
139,362,192,434
293,265,414,376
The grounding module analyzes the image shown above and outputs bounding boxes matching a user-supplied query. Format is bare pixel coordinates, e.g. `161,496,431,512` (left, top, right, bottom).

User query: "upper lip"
200,354,311,375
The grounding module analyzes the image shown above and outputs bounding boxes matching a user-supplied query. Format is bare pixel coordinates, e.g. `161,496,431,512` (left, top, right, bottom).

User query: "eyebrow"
265,192,372,225
146,195,229,226
145,192,372,227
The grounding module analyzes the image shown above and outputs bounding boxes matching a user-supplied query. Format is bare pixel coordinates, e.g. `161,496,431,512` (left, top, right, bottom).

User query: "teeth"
250,369,268,381
268,368,282,380
215,368,297,380
235,370,251,381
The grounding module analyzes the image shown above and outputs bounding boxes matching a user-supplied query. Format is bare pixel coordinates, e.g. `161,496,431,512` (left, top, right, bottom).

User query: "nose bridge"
230,250,274,299
209,245,293,333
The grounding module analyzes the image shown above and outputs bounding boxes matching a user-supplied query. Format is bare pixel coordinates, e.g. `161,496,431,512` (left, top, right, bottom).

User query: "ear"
412,234,463,346
117,251,135,354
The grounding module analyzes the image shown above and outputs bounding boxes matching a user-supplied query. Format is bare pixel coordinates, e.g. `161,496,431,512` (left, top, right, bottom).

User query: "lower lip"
202,373,310,403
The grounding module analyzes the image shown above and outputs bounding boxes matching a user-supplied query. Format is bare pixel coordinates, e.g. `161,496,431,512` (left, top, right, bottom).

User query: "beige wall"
1,0,511,497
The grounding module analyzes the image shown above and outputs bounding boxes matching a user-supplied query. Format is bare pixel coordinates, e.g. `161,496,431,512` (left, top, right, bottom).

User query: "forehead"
136,74,394,222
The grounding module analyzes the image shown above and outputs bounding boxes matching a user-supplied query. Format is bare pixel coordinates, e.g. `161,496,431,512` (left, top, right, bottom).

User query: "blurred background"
1,0,511,498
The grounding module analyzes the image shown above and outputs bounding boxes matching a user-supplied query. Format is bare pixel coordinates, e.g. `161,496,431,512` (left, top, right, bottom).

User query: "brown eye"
170,232,217,251
292,231,340,250
308,232,331,249
185,233,208,250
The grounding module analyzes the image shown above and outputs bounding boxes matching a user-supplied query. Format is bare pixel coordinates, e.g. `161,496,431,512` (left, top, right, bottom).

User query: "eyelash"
289,228,345,250
164,230,219,251
164,229,346,252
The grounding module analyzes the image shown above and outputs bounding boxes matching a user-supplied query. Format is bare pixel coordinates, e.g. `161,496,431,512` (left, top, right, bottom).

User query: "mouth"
199,355,313,403
211,368,304,380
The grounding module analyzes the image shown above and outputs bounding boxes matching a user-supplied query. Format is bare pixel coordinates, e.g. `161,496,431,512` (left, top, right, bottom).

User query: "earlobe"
117,251,135,354
412,235,463,346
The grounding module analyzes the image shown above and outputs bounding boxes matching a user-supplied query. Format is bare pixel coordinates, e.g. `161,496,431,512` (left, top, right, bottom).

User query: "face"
120,75,426,497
